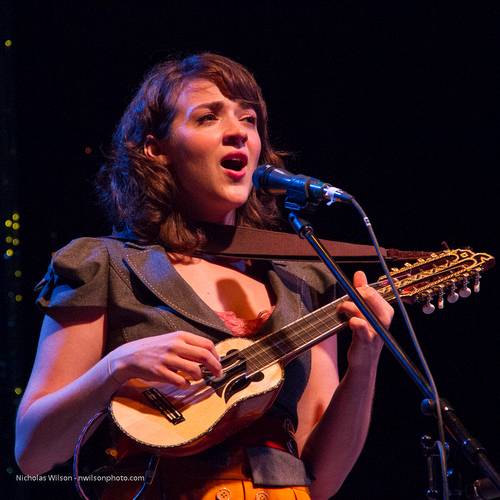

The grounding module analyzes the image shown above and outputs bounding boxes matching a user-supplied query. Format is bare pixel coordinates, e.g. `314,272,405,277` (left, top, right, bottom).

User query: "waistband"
104,415,310,488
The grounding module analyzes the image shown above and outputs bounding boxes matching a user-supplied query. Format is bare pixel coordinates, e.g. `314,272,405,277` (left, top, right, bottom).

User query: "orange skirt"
99,416,311,499
102,479,310,500
100,447,311,500
164,480,311,499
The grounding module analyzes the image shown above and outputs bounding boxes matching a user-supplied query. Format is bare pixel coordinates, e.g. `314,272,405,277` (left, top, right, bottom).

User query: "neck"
200,210,236,226
181,203,237,226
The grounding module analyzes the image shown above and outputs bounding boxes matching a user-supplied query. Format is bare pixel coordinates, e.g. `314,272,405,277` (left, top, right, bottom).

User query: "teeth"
221,158,244,171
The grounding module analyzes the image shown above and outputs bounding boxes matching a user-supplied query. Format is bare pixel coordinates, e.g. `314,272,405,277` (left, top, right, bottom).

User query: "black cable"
350,197,449,500
73,409,160,500
73,409,107,500
132,455,160,500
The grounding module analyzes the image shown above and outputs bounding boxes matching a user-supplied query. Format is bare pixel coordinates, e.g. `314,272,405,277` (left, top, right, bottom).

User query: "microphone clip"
284,182,352,212
283,175,324,213
253,164,353,213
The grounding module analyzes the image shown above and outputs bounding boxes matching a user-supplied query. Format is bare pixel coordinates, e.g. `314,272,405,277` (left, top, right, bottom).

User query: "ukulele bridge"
143,387,185,425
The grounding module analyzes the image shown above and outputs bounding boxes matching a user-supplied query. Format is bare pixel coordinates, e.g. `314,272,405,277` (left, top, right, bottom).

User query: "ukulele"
109,248,494,457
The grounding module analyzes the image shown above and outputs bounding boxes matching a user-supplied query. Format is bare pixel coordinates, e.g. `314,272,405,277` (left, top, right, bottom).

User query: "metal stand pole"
288,211,500,497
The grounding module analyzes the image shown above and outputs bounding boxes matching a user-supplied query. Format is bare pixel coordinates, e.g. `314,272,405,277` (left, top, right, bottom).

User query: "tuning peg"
459,277,472,298
422,295,436,314
447,282,459,303
437,287,445,310
473,272,481,293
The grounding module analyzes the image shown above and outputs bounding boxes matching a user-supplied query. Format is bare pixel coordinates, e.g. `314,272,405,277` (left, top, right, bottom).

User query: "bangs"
208,71,261,106
179,54,267,121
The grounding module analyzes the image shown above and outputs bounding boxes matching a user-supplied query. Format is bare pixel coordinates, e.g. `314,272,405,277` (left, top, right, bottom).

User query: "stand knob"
467,477,500,500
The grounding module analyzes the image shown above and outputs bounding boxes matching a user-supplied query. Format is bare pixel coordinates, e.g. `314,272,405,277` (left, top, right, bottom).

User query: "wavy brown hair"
96,53,285,252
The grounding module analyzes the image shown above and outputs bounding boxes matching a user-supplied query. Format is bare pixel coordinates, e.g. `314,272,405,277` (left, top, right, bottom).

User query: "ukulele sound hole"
223,371,265,402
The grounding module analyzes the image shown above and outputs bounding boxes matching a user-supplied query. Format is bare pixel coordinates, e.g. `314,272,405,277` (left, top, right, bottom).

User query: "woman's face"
158,79,262,224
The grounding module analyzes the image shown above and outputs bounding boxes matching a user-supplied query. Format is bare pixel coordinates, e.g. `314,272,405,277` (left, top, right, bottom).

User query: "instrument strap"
198,223,433,263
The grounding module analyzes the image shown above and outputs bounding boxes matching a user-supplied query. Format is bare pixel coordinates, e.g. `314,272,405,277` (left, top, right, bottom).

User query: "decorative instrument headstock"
376,249,495,314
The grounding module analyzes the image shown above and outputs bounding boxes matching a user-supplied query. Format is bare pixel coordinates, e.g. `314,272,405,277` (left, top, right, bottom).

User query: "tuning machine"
473,270,482,293
421,285,447,314
422,294,436,315
437,286,445,310
447,281,459,304
445,271,481,305
459,274,472,298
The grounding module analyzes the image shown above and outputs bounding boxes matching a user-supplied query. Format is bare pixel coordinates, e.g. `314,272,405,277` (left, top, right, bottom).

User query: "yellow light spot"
15,294,23,302
12,238,19,246
14,387,23,396
105,447,118,458
12,222,20,230
4,39,13,48
6,248,14,256
5,220,12,228
12,213,20,221
14,270,22,278
5,236,12,243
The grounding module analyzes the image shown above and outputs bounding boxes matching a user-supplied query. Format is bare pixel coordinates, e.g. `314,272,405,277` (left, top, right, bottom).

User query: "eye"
241,114,257,125
197,113,218,124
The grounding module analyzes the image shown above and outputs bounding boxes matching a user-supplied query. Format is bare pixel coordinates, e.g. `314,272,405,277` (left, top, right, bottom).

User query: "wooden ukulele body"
110,337,284,456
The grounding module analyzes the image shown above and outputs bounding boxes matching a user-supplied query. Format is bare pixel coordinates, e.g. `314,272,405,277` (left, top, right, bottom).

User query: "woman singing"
15,53,393,499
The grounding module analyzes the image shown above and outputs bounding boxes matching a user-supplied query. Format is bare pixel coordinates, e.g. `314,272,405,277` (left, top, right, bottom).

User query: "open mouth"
220,155,248,171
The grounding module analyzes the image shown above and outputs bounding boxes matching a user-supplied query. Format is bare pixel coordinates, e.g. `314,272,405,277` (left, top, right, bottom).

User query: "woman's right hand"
108,331,223,387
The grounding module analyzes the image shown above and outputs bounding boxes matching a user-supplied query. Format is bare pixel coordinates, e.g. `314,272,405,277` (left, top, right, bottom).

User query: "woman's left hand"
337,270,394,368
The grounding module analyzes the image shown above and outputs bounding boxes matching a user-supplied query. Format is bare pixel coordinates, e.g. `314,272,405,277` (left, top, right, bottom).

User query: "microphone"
252,164,352,208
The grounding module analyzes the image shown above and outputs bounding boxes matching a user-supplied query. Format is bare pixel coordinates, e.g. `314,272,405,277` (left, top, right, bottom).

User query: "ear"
144,134,170,165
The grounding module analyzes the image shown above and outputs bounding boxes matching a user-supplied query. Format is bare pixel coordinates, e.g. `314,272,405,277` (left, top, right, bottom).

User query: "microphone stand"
287,210,500,498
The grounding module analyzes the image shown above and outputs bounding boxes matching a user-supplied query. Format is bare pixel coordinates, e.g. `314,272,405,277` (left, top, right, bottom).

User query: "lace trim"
216,308,274,337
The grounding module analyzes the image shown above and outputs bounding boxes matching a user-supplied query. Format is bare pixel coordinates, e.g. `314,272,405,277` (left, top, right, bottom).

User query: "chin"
221,187,252,207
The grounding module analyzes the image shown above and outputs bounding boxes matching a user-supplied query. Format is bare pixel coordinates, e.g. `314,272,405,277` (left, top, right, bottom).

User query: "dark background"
2,1,499,498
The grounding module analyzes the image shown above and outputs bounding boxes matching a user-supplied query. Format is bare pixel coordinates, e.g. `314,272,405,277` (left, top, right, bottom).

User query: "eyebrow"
189,100,256,115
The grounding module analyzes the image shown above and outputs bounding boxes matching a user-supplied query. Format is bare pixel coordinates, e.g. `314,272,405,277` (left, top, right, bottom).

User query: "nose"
222,117,248,148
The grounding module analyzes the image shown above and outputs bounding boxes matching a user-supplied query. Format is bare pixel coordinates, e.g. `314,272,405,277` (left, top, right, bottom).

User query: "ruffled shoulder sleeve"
35,237,110,314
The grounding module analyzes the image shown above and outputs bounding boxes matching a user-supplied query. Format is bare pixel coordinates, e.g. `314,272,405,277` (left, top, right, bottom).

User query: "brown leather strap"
199,223,433,263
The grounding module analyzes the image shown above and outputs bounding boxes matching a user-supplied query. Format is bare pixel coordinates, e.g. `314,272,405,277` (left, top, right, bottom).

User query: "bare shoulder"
18,308,106,418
